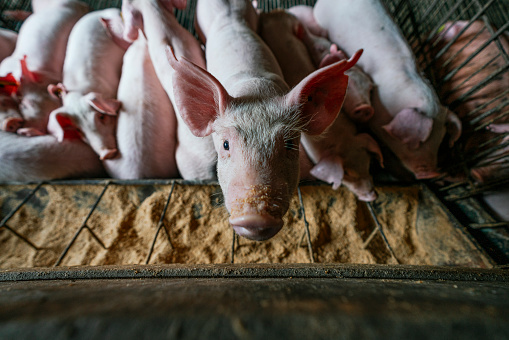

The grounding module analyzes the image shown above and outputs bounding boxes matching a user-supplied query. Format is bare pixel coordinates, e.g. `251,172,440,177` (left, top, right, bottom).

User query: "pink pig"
0,130,104,181
47,9,127,161
0,0,89,136
259,10,382,201
314,0,462,180
164,0,358,240
103,35,179,179
121,0,217,180
431,21,509,183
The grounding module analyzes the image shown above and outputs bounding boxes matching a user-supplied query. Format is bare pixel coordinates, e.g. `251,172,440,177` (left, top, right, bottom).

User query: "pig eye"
223,140,229,151
98,114,105,121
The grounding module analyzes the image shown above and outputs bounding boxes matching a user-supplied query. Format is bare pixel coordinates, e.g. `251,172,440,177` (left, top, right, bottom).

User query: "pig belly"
0,131,104,181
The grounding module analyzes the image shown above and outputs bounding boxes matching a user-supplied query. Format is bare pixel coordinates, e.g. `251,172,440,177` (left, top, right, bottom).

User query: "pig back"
104,37,178,179
62,8,126,97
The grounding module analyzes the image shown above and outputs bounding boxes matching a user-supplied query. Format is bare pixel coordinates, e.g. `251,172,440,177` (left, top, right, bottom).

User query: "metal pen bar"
440,22,488,72
427,0,496,81
450,62,509,108
470,222,509,229
231,230,237,264
444,178,509,201
54,182,111,267
427,0,483,61
469,98,509,128
366,202,401,264
0,182,44,249
146,181,176,265
466,138,509,165
0,182,44,228
362,227,379,249
444,53,499,99
474,151,509,169
1,224,39,250
466,89,509,119
297,187,315,263
475,109,509,131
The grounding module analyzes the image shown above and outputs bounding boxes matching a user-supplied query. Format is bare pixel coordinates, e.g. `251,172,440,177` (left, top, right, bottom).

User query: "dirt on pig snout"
0,183,491,269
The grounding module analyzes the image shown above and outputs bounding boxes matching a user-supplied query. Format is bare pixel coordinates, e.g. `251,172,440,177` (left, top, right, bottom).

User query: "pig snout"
356,189,378,202
344,103,375,123
227,185,287,241
2,117,24,133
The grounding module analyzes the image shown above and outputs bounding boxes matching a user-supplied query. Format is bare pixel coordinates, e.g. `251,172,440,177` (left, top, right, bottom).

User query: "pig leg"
286,5,328,38
487,124,509,133
2,116,24,132
17,127,45,136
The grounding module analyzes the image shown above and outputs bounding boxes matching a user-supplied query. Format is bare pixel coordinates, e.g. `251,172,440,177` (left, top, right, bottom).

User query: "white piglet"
47,8,128,161
167,0,358,240
0,0,89,136
259,10,382,202
121,0,217,180
103,35,179,179
314,0,462,179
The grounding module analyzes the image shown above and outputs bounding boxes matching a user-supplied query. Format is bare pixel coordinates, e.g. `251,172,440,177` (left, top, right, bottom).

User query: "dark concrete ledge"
1,263,508,282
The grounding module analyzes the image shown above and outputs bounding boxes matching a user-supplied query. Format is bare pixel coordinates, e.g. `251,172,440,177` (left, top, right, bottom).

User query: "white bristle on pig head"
212,96,304,199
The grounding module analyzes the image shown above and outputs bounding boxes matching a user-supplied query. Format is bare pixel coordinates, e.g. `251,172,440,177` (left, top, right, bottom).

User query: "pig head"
168,48,359,240
47,85,120,160
16,56,61,136
307,128,383,202
370,93,461,179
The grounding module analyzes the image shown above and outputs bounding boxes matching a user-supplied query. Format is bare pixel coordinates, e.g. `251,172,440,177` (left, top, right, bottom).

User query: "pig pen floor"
0,182,493,269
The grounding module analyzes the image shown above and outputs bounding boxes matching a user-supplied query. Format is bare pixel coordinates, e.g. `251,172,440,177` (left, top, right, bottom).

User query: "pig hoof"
230,214,283,241
357,190,378,202
414,170,441,180
2,117,24,133
16,127,44,137
100,148,119,160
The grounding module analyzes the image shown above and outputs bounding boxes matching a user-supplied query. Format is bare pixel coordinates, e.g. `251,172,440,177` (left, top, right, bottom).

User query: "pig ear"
100,17,131,51
286,49,362,135
310,155,345,190
47,83,67,99
48,111,81,142
166,46,232,137
86,93,121,116
121,1,142,42
446,109,462,147
0,73,20,96
382,108,433,149
19,55,39,83
358,133,384,168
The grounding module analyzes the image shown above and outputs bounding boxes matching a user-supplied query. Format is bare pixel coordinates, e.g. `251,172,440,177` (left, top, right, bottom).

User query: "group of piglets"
0,0,469,240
